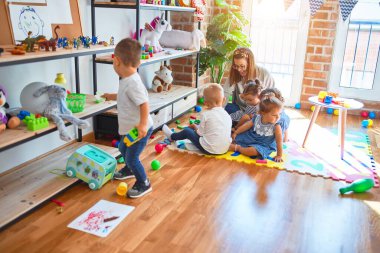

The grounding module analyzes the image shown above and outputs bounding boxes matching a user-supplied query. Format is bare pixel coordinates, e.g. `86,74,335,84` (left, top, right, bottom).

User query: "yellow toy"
333,109,339,116
311,105,315,112
116,182,128,196
368,119,373,127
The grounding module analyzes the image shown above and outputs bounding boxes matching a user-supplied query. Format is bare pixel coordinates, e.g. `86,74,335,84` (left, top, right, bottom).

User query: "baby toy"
361,111,369,118
22,114,49,131
333,109,339,116
368,111,376,119
326,108,334,114
137,13,172,52
31,84,90,141
194,105,202,112
123,127,139,146
159,29,205,51
151,159,161,170
66,144,117,190
0,86,21,133
294,102,301,109
339,178,374,194
116,182,128,196
155,143,165,153
152,65,173,92
310,106,315,112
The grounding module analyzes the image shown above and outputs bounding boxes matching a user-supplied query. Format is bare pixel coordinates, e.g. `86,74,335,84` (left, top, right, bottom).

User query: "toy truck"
66,144,117,190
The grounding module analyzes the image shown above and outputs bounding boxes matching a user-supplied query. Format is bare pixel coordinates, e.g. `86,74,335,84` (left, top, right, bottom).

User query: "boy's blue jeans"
171,127,212,155
118,127,153,184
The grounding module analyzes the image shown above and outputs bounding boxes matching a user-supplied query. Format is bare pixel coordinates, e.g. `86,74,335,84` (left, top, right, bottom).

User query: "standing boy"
103,38,153,198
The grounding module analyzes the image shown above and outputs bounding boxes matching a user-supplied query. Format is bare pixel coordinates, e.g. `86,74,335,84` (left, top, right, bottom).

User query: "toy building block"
318,91,327,102
324,95,333,104
123,128,139,146
194,120,201,125
189,119,195,124
177,125,185,129
22,114,49,131
175,119,181,124
190,115,197,119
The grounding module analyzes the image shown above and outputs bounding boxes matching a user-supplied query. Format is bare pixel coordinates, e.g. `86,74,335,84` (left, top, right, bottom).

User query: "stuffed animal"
152,65,173,93
33,85,90,141
159,29,205,50
0,86,21,133
136,13,172,52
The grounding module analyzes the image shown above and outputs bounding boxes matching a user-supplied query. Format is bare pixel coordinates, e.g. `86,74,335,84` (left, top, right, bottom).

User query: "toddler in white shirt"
162,84,232,155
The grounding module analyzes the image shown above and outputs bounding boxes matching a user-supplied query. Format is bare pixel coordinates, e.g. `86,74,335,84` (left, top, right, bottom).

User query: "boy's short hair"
204,83,224,105
114,38,141,67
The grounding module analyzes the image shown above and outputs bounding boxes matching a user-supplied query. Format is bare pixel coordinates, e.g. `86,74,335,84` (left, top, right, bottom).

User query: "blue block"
324,96,333,104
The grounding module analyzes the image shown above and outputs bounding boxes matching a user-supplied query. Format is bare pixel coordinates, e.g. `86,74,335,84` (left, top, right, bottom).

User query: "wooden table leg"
302,105,321,148
339,108,347,160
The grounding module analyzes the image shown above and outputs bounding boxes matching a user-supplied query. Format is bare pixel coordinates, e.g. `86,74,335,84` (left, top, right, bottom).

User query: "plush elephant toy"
33,85,90,141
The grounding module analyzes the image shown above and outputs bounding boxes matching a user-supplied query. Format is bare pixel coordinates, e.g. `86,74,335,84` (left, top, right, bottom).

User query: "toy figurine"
84,37,91,48
91,36,98,45
73,38,78,48
62,37,69,48
110,36,115,46
24,31,36,52
57,38,63,48
76,38,81,49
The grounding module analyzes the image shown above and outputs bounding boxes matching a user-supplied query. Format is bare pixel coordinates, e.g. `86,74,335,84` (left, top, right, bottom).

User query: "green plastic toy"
22,114,49,131
151,160,161,170
123,128,139,146
339,178,375,194
117,157,125,164
66,93,86,113
177,125,185,129
189,119,195,124
175,120,181,124
198,97,204,105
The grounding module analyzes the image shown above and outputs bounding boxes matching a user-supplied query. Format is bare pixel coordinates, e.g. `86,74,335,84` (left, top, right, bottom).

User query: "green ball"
151,160,161,170
198,97,204,105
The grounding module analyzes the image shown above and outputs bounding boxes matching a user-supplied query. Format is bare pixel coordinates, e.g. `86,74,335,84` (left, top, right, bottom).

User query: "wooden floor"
1,108,380,253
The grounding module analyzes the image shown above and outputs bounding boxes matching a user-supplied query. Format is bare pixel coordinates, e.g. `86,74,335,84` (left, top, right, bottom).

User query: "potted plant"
199,0,251,84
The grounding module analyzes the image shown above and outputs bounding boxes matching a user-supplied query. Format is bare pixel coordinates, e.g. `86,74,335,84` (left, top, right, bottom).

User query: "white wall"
0,0,160,173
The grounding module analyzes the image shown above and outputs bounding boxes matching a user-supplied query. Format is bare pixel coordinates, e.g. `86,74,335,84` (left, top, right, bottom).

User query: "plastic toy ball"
111,139,118,147
295,103,301,109
194,105,202,112
368,119,373,127
333,109,339,116
369,112,376,119
198,97,204,105
362,120,369,128
310,106,315,112
151,160,161,170
155,144,164,154
326,108,334,114
361,111,369,118
116,182,128,196
115,141,120,148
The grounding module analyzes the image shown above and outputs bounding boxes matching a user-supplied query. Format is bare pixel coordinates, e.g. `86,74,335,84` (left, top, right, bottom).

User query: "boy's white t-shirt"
117,73,153,135
197,107,232,154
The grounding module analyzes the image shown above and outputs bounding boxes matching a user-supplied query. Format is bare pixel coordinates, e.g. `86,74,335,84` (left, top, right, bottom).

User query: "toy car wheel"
66,167,76,178
88,180,99,190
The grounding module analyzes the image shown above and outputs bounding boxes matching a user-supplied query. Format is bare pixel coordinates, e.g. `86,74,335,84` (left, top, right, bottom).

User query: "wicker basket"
66,93,86,113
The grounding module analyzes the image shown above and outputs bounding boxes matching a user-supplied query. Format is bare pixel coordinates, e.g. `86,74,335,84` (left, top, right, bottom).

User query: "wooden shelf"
0,45,115,67
95,48,198,67
104,85,197,115
0,142,120,229
0,95,117,152
94,2,196,12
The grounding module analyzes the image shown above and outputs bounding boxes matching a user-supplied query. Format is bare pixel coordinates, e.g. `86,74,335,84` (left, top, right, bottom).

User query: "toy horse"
136,13,172,52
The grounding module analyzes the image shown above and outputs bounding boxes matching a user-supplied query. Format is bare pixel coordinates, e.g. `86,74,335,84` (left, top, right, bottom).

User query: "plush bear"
152,65,173,93
0,86,21,133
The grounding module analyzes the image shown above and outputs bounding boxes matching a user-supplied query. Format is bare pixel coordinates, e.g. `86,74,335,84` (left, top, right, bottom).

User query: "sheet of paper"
9,4,52,42
68,200,134,238
46,0,72,24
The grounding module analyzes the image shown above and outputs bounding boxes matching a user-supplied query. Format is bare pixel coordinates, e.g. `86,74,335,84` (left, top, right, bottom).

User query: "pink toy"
155,143,165,153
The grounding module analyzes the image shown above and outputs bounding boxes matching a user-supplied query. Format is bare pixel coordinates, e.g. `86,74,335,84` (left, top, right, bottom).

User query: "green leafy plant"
199,0,250,84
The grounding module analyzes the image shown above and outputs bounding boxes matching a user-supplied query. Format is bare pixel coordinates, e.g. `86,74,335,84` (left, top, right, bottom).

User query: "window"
245,0,309,105
330,0,380,101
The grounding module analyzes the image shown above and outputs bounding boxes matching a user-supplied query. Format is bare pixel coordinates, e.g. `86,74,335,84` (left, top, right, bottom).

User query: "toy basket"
66,93,86,113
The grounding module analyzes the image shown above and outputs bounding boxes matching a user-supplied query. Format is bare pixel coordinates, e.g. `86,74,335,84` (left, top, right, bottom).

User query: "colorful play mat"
164,129,379,187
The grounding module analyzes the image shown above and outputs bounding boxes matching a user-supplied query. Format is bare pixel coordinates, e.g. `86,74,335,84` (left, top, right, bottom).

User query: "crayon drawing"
68,200,134,237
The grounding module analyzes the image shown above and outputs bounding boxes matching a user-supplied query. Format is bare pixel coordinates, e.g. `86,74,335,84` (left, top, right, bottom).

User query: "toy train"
66,144,117,190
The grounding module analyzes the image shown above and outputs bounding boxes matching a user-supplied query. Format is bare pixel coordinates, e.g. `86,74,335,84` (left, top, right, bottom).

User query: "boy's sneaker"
162,124,173,141
127,180,152,198
114,166,135,180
